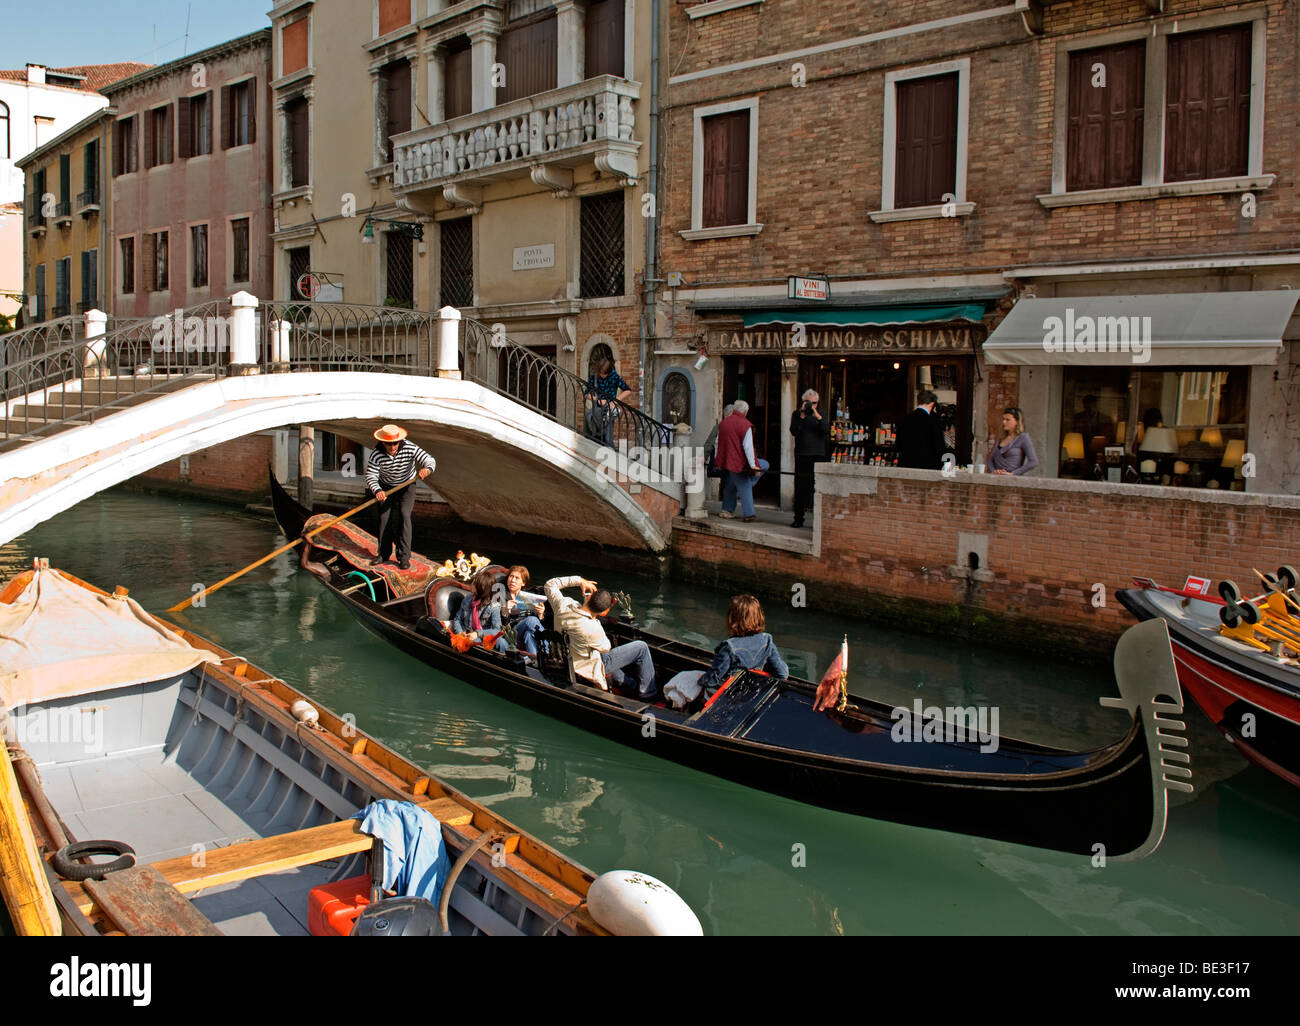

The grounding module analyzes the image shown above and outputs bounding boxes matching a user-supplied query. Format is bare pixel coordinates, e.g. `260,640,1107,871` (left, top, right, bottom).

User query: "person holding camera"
789,389,827,528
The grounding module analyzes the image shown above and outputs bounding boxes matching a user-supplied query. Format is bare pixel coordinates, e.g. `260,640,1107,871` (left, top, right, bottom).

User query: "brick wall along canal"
6,491,1299,935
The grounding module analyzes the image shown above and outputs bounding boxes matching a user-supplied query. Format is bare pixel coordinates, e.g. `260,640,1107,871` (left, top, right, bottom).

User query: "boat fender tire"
52,840,137,881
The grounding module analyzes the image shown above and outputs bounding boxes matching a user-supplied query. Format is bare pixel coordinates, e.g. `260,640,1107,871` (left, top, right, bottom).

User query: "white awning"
982,291,1300,366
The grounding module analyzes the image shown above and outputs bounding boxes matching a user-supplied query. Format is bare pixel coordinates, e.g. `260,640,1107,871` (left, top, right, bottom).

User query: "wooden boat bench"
152,796,473,895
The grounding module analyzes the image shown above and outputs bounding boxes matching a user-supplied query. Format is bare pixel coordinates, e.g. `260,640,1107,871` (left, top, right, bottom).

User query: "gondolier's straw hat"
374,424,407,443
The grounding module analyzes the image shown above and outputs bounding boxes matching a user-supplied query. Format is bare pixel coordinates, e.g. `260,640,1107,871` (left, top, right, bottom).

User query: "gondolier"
365,424,435,570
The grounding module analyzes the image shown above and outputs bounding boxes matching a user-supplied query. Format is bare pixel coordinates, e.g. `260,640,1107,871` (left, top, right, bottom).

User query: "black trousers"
376,485,417,564
793,455,819,524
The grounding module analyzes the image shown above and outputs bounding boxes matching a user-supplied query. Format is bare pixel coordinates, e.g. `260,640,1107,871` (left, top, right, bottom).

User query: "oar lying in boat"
164,478,419,614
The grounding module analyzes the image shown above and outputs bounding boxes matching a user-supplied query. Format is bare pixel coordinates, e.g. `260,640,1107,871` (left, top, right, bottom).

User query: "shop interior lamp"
1221,439,1246,468
1140,427,1179,455
1062,433,1085,461
1200,427,1224,448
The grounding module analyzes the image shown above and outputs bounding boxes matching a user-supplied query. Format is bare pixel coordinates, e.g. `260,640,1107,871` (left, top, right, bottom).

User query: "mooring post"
298,425,315,511
679,422,707,520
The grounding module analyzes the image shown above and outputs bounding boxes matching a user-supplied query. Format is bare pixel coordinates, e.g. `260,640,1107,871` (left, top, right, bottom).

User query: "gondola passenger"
453,571,508,653
544,576,658,700
663,595,788,710
501,565,546,659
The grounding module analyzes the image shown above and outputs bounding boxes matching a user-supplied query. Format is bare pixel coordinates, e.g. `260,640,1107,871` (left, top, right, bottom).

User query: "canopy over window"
983,291,1300,366
743,303,987,329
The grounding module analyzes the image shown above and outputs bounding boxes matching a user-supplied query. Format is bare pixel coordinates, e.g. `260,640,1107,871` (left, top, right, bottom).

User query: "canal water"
5,490,1298,935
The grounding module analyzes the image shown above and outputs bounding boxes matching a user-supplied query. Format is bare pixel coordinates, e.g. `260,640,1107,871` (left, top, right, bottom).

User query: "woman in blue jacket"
663,595,788,709
452,571,508,653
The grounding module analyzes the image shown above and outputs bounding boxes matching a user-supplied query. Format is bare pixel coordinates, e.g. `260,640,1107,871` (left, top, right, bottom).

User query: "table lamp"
1062,432,1085,461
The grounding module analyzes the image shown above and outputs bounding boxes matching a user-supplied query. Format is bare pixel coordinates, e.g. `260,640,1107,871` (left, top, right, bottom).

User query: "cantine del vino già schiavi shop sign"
706,324,987,355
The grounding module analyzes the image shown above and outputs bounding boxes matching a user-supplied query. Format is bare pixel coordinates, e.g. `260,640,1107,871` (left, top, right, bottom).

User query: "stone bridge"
0,301,696,551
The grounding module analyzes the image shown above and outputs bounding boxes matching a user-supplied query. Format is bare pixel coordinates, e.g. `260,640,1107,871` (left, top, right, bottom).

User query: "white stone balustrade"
393,76,640,195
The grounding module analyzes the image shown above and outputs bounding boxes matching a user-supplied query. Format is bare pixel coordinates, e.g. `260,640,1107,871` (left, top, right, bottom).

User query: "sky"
1,1,272,71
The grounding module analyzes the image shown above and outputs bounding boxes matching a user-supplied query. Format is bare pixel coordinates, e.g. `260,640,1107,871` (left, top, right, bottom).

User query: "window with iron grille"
580,191,624,298
385,230,414,308
120,237,135,294
440,218,473,308
231,218,250,282
81,249,97,308
191,224,209,288
288,246,311,299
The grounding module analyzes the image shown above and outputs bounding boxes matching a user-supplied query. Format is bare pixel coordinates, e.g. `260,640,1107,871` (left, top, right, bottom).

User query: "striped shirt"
365,440,436,491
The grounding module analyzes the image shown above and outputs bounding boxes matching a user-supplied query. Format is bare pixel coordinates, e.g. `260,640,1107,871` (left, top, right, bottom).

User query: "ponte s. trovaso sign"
705,324,987,355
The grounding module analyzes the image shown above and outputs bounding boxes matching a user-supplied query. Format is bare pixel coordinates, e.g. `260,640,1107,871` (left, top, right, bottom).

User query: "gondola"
1119,573,1300,789
272,471,1194,859
0,560,698,936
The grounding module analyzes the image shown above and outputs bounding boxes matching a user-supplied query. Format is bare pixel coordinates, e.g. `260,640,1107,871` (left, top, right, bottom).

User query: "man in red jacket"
714,400,768,522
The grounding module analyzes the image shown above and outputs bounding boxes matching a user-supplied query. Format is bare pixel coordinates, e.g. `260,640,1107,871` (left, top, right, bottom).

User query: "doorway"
722,355,782,503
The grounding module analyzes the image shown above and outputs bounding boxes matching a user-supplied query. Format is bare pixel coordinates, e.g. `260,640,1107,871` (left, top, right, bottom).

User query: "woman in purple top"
987,407,1039,476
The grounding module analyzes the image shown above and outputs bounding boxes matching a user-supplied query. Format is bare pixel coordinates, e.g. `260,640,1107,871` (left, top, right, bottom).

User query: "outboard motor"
350,896,441,936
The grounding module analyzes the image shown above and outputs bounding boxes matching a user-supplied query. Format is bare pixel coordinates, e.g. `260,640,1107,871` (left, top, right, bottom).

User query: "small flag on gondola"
814,636,849,712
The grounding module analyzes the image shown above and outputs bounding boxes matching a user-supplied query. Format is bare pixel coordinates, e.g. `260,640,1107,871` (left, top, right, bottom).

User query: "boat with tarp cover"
0,560,699,937
272,471,1196,859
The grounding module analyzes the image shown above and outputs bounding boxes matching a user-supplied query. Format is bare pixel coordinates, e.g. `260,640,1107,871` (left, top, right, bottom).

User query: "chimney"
26,64,46,84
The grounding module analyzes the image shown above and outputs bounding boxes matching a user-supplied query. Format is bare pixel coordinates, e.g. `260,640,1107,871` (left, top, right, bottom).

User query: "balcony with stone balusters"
391,75,640,211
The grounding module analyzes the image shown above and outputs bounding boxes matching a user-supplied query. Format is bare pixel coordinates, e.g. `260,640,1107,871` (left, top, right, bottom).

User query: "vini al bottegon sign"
707,324,986,355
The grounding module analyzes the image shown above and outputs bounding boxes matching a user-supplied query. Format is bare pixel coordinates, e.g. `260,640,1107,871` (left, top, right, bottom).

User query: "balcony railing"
52,302,71,319
54,199,71,223
392,75,640,197
77,187,100,214
27,196,44,229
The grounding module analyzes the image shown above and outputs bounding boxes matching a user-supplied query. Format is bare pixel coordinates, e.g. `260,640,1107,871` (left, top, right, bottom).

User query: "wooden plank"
0,744,60,936
155,797,471,894
83,866,223,936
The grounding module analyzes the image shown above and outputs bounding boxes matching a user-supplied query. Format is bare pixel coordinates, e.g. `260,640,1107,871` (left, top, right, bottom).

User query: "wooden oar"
165,478,418,613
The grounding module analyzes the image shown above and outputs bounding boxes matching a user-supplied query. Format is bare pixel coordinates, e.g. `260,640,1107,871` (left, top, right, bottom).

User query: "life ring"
346,571,377,601
52,840,136,881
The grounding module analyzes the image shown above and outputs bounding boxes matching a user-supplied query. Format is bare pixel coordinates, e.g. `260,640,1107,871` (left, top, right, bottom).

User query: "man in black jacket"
897,390,946,470
789,389,827,528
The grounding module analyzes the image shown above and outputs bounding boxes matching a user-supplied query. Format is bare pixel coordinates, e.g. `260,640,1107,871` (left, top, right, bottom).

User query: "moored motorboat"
1118,573,1300,788
272,471,1194,859
0,559,698,936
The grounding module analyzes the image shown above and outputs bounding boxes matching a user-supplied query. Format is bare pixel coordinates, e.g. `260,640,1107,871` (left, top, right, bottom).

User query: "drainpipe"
640,0,661,414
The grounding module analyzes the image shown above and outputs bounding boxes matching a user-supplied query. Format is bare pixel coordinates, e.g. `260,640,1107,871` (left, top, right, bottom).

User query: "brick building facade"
657,0,1300,502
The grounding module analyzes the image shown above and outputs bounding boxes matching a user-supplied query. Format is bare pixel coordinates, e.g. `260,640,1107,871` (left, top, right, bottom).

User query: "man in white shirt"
544,576,657,699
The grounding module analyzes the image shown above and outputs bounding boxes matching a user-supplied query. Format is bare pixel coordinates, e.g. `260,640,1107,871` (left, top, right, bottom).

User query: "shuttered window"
1067,42,1145,191
54,257,70,317
585,0,625,79
496,13,557,104
440,217,473,308
379,0,410,36
80,249,97,308
58,154,70,214
444,41,472,120
178,93,213,158
191,225,208,288
701,110,749,228
147,105,173,168
894,72,957,209
114,116,138,175
150,231,169,292
223,79,256,148
82,139,99,204
286,97,309,187
1165,23,1252,183
34,265,45,321
231,219,250,282
120,237,135,294
383,61,411,160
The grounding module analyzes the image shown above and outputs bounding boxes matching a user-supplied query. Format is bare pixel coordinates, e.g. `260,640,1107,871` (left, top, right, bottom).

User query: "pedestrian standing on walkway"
789,389,827,528
986,407,1039,476
585,356,632,448
365,424,435,570
715,400,768,522
897,390,946,470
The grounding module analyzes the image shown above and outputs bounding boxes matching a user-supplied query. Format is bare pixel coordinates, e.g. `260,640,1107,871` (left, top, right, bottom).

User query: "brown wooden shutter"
1165,23,1251,182
585,0,625,79
178,96,192,159
702,110,749,228
385,62,411,157
895,73,958,208
378,0,410,36
204,91,213,154
141,233,155,292
246,78,256,144
1067,42,1145,191
445,43,472,120
288,99,309,187
497,14,557,104
221,85,233,149
113,120,123,175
